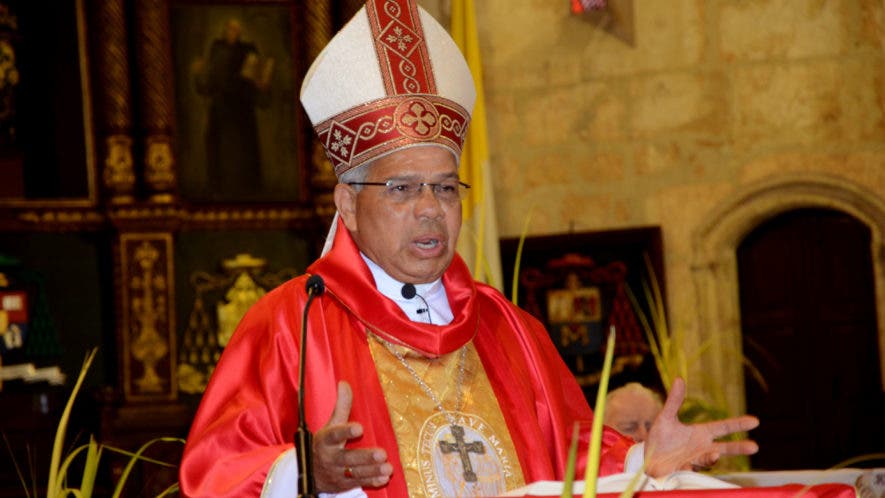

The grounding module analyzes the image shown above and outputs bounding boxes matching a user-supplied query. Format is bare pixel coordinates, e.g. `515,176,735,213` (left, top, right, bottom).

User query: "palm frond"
582,327,616,498
9,347,183,498
510,207,534,306
48,348,98,498
78,437,102,497
53,444,91,497
617,461,648,498
560,422,580,498
3,433,32,498
110,437,185,498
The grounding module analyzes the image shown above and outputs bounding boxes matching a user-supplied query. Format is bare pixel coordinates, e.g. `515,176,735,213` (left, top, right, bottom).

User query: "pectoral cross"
439,424,485,482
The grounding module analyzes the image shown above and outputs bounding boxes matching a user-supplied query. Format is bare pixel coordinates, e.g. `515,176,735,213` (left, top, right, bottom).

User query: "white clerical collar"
360,253,454,325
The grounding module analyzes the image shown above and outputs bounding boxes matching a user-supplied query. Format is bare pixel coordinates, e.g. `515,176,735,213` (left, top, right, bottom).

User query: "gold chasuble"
368,334,525,497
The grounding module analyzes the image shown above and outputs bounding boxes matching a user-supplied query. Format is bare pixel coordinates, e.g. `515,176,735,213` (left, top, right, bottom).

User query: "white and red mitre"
300,0,476,177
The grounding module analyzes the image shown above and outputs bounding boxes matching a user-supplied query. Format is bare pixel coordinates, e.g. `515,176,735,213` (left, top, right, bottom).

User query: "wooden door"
738,208,884,470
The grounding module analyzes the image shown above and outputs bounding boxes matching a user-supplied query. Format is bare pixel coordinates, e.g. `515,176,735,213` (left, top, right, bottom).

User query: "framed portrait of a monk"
170,1,308,203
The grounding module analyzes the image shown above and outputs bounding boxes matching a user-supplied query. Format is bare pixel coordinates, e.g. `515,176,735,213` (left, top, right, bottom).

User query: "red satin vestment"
179,223,633,497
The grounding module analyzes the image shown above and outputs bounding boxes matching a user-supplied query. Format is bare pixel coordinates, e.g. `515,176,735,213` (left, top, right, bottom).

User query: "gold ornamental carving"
17,210,104,226
121,234,176,400
145,136,177,202
130,241,168,393
103,134,135,203
92,0,132,130
178,253,296,394
310,141,337,210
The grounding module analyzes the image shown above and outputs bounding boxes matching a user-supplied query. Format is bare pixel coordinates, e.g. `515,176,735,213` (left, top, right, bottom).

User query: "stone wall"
428,0,885,411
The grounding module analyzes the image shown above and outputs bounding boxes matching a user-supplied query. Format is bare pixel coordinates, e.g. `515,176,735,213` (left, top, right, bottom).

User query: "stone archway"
690,173,885,415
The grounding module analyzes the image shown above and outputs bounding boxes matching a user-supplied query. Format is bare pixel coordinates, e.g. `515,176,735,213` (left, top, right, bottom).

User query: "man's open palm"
645,377,760,477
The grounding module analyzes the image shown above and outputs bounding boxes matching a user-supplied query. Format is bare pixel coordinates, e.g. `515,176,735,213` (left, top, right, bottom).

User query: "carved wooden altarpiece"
0,0,342,493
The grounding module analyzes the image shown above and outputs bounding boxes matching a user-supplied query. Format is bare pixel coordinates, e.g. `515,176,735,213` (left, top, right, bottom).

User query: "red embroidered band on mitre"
367,0,436,97
315,94,470,177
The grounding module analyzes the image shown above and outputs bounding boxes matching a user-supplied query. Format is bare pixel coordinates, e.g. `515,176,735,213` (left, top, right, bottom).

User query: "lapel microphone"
296,274,325,498
401,283,432,324
401,283,417,299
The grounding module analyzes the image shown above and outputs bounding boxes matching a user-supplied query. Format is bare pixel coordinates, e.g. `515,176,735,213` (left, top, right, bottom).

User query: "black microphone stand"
296,275,324,498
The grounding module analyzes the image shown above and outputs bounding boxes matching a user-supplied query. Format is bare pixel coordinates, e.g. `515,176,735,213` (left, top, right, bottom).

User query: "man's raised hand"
312,381,394,492
644,377,760,477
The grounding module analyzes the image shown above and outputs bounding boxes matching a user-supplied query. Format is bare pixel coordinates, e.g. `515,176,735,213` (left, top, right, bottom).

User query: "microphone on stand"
401,283,432,324
296,274,325,498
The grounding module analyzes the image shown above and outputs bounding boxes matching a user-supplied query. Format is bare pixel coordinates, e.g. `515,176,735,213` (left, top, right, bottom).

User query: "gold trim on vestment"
367,334,525,497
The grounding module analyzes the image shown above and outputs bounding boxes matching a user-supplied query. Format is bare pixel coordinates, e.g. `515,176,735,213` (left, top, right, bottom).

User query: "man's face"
224,20,242,44
335,146,462,284
604,389,662,443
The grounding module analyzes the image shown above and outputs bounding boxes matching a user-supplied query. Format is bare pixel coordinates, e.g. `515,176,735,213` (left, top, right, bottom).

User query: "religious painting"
0,0,97,205
170,1,307,203
546,275,603,358
499,227,665,395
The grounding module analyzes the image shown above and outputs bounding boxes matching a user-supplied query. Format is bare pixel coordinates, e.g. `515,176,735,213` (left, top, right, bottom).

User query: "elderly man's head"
335,146,464,284
604,382,663,442
299,0,477,279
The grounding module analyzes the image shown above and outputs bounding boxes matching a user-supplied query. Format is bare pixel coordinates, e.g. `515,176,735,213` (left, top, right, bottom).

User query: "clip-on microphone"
401,283,432,324
296,274,325,498
401,282,417,299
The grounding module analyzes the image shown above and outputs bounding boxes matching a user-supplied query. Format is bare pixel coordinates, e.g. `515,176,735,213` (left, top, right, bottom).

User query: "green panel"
0,232,112,390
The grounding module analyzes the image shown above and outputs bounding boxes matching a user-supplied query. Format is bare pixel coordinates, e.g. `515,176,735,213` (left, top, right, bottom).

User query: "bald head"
604,383,663,442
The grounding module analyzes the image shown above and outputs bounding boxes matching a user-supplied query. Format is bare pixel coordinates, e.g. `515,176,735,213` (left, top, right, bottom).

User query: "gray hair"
338,163,370,191
606,382,663,406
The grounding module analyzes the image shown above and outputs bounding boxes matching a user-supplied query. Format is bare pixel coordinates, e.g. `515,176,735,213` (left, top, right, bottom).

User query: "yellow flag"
450,0,503,290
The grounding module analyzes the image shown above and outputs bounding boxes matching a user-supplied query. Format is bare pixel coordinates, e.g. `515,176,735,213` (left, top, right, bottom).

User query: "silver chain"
372,333,467,428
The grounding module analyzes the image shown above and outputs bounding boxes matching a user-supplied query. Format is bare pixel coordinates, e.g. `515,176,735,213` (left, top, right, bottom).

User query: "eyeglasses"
347,180,471,203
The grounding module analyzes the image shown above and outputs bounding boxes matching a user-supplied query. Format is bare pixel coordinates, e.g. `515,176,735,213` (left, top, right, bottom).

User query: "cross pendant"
439,424,485,482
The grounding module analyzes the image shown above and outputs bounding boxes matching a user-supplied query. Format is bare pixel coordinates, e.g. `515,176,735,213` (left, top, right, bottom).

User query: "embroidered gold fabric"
368,336,525,497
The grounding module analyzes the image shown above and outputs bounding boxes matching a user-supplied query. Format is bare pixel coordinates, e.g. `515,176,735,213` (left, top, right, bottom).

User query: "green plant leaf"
617,462,647,498
54,444,91,497
3,433,32,498
154,482,181,498
12,346,183,497
740,354,769,394
79,436,103,497
560,422,580,498
103,439,185,469
110,437,186,498
582,327,616,498
48,348,98,498
510,207,534,306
